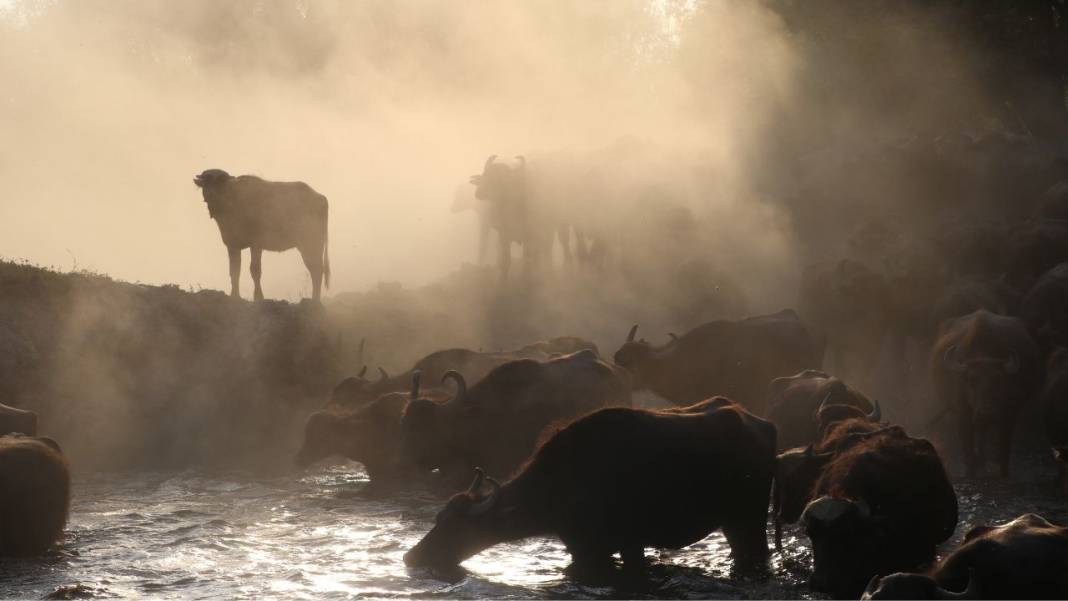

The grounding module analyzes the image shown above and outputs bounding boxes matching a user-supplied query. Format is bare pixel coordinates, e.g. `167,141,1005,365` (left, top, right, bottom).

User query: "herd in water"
5,167,1068,600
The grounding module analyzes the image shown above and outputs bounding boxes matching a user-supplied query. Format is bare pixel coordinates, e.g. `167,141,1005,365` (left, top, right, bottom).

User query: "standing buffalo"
400,350,630,487
403,398,777,573
799,429,957,598
193,169,330,302
930,310,1043,476
930,277,1019,332
765,370,875,450
0,402,36,436
468,155,552,280
863,514,1068,600
0,435,70,556
613,309,822,414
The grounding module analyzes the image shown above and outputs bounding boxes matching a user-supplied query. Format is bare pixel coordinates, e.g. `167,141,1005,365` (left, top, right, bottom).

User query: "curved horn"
442,370,467,398
468,476,501,516
514,155,526,168
937,569,979,600
1004,352,1020,375
668,332,678,341
410,370,421,400
466,467,485,495
357,365,367,379
626,324,639,343
378,367,389,382
817,390,834,414
943,346,967,374
868,398,882,422
862,575,881,599
483,154,497,173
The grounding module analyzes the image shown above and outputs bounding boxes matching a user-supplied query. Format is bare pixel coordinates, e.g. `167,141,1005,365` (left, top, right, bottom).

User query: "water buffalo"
0,434,70,556
863,514,1068,600
0,402,36,436
931,310,1043,476
613,309,822,414
403,398,777,573
401,350,630,488
1041,349,1068,480
469,155,553,280
1020,262,1068,351
296,383,445,491
193,169,330,302
330,338,599,408
800,430,958,598
765,370,875,450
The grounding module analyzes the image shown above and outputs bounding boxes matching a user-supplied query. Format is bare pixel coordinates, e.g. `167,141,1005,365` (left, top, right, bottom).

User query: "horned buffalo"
0,402,36,436
0,435,70,556
931,310,1043,476
296,384,450,490
800,430,957,598
401,350,630,487
403,398,777,573
765,370,875,450
613,309,822,414
193,169,330,301
469,155,553,280
863,514,1068,600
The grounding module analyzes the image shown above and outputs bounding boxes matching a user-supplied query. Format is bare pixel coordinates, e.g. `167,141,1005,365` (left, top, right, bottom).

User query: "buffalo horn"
483,154,497,173
943,346,967,373
862,575,881,598
378,367,389,382
469,476,501,516
668,332,678,341
817,390,834,414
868,398,882,422
1004,352,1020,375
357,365,368,379
410,370,421,400
626,324,639,343
442,370,467,398
467,467,485,495
515,155,526,168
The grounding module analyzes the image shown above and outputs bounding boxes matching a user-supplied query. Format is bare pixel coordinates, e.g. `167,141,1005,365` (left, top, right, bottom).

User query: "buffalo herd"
287,172,1068,598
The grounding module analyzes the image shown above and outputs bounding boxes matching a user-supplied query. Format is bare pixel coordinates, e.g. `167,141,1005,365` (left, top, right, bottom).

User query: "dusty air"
2,1,1068,599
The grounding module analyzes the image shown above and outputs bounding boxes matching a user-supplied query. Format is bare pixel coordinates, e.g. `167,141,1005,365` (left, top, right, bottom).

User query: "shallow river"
1,457,1065,600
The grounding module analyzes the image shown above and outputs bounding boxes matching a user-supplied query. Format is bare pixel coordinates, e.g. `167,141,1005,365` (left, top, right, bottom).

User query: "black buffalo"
0,434,70,556
863,513,1068,600
931,310,1043,476
613,309,822,414
403,398,777,573
1020,262,1068,351
765,369,876,450
401,350,630,488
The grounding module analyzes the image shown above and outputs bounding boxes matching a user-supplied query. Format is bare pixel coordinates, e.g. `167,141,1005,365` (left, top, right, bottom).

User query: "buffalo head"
942,345,1022,420
612,324,657,377
403,468,503,568
803,495,889,599
774,445,834,526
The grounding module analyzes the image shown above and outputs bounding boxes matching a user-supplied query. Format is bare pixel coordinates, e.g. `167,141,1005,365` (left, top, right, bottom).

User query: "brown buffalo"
1002,219,1068,292
863,513,1068,600
931,310,1043,476
193,169,330,302
469,155,553,280
401,350,630,488
403,398,777,573
800,429,957,598
613,309,822,414
0,434,70,556
765,370,876,450
0,402,36,436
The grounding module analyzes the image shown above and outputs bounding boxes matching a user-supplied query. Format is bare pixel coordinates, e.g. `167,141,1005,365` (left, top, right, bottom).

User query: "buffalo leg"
723,512,770,563
620,545,646,572
478,219,490,265
300,247,324,302
958,411,977,477
558,225,573,265
250,247,264,302
227,246,242,298
995,420,1013,477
